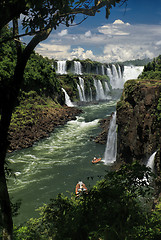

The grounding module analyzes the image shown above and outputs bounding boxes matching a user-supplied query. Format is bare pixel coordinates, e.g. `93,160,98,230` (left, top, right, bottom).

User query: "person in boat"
92,156,101,163
76,181,87,195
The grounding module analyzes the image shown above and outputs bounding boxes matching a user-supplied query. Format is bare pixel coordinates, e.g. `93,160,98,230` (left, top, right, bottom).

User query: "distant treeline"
139,55,161,79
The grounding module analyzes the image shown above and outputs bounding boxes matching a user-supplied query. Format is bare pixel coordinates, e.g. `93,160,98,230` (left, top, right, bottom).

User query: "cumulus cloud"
98,19,130,36
113,19,130,25
58,29,68,37
84,30,92,37
36,43,71,59
35,19,161,62
103,45,155,62
71,47,95,60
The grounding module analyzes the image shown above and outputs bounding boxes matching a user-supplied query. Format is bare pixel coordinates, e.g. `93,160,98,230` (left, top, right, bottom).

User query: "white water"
56,61,67,74
8,97,120,224
77,83,84,101
111,65,124,89
146,151,157,172
74,61,82,75
103,112,117,164
106,65,143,89
62,88,74,107
78,77,86,101
102,65,105,75
94,79,106,101
123,66,144,82
104,82,110,94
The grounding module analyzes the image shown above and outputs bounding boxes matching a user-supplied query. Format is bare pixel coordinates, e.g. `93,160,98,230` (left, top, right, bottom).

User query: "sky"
29,0,161,63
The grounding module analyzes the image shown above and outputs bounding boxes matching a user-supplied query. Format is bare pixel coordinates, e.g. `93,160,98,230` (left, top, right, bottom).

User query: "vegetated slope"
8,91,82,152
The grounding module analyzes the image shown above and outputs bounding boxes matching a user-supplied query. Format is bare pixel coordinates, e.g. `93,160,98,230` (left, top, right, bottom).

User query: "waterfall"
89,87,93,102
79,77,86,101
117,65,122,78
57,61,67,74
104,112,117,164
109,64,124,89
77,77,86,102
102,65,105,75
77,83,84,101
94,79,107,101
74,61,82,75
146,151,157,172
106,64,143,90
104,82,110,95
123,66,144,82
62,88,74,107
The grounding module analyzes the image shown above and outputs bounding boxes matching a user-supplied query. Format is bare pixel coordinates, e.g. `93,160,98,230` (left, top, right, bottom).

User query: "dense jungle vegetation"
0,26,63,104
12,163,161,240
139,55,161,80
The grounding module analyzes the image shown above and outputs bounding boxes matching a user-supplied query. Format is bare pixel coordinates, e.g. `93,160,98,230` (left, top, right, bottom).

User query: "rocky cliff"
116,79,161,165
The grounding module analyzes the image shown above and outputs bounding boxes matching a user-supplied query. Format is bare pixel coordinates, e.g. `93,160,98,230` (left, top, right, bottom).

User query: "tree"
14,162,155,240
0,1,128,239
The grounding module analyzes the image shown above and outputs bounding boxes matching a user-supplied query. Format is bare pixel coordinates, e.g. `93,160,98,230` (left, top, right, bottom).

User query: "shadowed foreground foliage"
11,162,161,240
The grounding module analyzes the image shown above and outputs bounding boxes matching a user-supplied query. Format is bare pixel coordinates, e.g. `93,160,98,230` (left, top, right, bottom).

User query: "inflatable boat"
75,181,88,196
92,157,101,164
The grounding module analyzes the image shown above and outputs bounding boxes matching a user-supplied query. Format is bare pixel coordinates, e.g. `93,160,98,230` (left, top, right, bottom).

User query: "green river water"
7,90,121,225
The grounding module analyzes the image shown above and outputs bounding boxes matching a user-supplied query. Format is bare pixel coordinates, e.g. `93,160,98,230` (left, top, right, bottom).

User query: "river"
7,90,121,225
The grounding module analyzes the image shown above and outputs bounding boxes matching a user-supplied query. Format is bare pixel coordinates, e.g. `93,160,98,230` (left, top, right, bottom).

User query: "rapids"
7,90,121,225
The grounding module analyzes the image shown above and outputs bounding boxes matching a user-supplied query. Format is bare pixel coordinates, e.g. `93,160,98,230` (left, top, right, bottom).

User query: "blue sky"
31,0,161,63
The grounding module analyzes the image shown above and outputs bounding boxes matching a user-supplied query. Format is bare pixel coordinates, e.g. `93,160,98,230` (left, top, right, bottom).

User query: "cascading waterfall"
123,66,144,82
102,65,105,75
94,79,105,101
77,77,86,102
104,112,117,164
110,64,124,89
89,87,93,102
104,82,110,94
79,77,86,101
146,151,157,172
57,60,67,74
62,88,74,107
74,61,82,75
117,65,122,78
77,83,84,102
137,151,157,185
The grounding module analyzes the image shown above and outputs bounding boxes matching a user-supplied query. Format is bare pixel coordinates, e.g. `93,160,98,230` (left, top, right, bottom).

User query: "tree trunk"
0,25,52,239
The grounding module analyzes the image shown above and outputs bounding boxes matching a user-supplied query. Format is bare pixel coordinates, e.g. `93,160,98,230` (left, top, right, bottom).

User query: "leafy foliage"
0,26,62,103
139,55,161,80
13,162,161,240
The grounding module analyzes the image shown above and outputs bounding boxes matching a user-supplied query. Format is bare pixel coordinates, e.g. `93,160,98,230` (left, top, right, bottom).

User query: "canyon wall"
116,79,161,164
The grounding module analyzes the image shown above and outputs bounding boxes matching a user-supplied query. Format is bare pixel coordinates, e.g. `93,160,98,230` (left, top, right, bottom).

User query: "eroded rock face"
8,106,82,152
116,79,161,164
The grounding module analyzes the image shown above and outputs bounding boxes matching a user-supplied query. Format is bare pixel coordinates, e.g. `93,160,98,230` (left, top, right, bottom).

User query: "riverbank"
8,92,82,152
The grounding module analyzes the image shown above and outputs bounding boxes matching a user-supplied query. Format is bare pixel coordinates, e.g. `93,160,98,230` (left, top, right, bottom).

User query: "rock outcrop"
116,79,161,164
94,114,113,144
8,106,82,152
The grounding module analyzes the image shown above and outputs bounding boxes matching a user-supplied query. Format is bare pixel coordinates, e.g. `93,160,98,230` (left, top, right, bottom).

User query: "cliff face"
116,79,161,164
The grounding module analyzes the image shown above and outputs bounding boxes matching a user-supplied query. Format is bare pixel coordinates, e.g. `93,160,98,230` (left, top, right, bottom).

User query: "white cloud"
98,19,130,36
103,45,155,62
113,19,130,25
58,29,68,37
35,20,161,63
155,40,161,45
71,47,95,60
36,43,71,59
84,30,92,37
